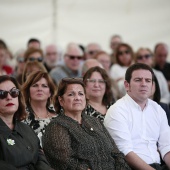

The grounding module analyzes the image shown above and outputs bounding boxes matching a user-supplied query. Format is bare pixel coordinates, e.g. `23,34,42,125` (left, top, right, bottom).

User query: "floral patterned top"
23,106,57,135
84,102,114,122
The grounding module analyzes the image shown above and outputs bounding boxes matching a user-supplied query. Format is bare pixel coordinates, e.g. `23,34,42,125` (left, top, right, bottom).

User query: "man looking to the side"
104,63,170,170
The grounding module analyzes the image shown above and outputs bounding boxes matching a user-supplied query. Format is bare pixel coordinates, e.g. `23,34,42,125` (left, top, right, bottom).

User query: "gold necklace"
34,110,50,119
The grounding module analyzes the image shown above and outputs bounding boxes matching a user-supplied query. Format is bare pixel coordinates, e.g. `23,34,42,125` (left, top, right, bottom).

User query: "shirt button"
27,146,31,150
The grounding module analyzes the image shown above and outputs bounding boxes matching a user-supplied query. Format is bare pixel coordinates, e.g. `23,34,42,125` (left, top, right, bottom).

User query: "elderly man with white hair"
44,44,59,72
50,43,83,85
85,43,102,60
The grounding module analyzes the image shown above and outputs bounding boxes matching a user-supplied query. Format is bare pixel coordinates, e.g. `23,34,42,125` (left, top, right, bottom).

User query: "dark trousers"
150,163,169,170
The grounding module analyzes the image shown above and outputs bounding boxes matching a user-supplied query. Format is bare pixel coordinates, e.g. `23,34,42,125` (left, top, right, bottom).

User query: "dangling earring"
60,106,64,114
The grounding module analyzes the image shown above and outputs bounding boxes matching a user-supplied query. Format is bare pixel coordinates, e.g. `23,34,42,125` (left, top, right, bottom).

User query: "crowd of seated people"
0,37,170,170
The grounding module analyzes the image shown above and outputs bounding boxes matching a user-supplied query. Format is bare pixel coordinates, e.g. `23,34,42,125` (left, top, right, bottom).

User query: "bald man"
154,43,170,91
81,59,103,76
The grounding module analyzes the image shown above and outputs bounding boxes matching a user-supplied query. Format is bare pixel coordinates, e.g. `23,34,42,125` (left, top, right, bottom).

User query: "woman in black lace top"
43,78,131,170
83,66,115,122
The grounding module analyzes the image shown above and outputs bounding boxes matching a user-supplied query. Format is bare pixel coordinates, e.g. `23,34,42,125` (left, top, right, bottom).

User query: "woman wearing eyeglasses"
110,43,134,98
135,47,170,104
43,78,131,170
83,66,115,122
0,75,53,170
22,71,57,140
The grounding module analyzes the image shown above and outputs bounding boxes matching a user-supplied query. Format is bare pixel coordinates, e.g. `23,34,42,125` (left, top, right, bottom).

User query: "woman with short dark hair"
0,75,52,170
43,78,131,170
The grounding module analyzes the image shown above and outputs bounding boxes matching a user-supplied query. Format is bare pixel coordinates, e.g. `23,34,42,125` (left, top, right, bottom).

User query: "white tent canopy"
1,0,170,58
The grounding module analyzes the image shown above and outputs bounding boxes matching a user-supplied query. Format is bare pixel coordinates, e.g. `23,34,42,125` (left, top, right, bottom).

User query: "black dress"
0,118,52,170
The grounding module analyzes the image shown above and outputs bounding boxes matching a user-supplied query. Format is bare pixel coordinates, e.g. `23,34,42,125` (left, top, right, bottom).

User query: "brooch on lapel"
7,139,15,145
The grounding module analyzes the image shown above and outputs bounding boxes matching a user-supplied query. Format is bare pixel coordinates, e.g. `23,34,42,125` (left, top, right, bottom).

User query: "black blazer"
0,118,52,170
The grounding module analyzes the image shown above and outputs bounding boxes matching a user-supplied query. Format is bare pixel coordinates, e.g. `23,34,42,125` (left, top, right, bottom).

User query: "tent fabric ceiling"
0,0,170,57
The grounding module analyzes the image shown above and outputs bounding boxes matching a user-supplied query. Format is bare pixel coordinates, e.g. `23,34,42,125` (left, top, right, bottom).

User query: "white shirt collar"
125,93,149,111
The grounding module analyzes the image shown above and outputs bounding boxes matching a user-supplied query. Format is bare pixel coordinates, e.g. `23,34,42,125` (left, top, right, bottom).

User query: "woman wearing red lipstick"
22,70,57,137
0,75,53,170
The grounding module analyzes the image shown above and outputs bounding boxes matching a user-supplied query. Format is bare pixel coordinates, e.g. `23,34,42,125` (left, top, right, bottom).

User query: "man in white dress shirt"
104,63,170,170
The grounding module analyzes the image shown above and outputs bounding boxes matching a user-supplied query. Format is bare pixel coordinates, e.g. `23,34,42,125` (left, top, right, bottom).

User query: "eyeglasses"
62,77,83,83
86,79,106,84
118,50,130,56
28,57,43,62
66,55,82,60
17,57,25,63
88,51,98,55
137,54,152,60
0,88,20,99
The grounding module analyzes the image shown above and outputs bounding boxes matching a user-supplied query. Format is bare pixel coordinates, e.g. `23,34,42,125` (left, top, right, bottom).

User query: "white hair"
65,42,83,56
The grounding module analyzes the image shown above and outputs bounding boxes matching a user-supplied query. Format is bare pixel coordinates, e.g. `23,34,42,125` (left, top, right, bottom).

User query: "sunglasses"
28,57,43,62
86,79,106,84
118,50,130,56
88,51,98,55
137,54,152,60
17,57,25,63
66,55,82,60
0,88,20,99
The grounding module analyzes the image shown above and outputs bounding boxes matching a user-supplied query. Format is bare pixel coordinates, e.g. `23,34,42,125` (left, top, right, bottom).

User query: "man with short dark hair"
135,47,169,104
27,38,41,49
104,63,170,170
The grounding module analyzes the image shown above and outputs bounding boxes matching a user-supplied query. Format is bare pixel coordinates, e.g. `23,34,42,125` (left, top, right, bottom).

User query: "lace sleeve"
43,122,89,170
